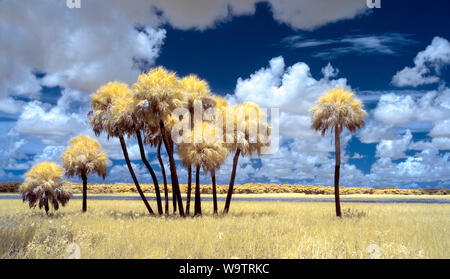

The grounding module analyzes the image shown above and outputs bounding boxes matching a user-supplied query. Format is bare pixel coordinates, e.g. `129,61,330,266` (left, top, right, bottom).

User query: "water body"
1,195,449,204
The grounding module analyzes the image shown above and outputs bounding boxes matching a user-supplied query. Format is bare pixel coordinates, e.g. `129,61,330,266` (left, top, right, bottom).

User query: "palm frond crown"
20,162,72,211
61,135,108,180
177,122,228,172
310,87,367,135
88,82,132,137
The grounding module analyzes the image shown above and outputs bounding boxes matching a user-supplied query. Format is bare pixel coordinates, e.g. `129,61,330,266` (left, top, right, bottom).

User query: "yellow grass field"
1,198,449,259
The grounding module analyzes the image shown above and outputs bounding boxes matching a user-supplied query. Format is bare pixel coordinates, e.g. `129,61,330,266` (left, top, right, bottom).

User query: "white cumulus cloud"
392,36,450,87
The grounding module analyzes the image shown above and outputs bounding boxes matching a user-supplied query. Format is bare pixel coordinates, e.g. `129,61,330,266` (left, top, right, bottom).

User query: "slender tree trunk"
44,196,49,215
211,169,218,215
81,172,88,212
223,148,241,214
170,139,177,215
136,131,163,215
119,136,154,215
172,180,177,214
334,125,342,217
186,165,192,216
157,138,169,215
160,120,185,217
194,165,202,216
170,139,178,214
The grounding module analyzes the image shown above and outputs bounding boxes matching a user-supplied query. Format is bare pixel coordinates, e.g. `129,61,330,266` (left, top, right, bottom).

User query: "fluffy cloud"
392,36,450,87
14,100,86,145
358,120,398,144
364,87,450,144
0,97,25,114
369,148,450,186
227,56,365,185
0,0,369,101
152,0,368,30
373,94,416,125
230,56,348,139
0,1,166,97
376,130,412,159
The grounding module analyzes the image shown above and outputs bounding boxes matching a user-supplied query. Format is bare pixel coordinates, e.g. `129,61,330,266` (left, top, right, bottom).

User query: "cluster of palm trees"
20,65,366,219
20,135,108,214
87,67,272,217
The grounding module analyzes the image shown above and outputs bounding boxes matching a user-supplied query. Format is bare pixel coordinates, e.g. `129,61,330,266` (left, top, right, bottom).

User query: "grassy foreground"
1,198,449,259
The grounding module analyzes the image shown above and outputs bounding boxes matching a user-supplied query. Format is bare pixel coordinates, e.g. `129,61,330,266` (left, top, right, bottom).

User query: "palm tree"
61,135,107,212
110,88,164,215
20,162,72,214
310,87,366,217
143,130,170,215
223,102,271,214
88,82,155,215
133,67,187,217
178,122,228,216
179,75,216,215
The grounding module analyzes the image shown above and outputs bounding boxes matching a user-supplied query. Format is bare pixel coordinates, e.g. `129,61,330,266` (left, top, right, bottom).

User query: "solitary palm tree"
223,102,271,214
20,162,72,214
61,135,107,212
89,82,155,215
310,87,366,217
178,122,228,216
133,67,187,217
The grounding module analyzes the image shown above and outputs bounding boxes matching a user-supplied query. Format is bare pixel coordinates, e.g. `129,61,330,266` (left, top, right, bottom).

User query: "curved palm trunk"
136,131,163,215
157,139,169,215
194,165,202,216
223,148,241,214
334,125,342,217
211,169,218,215
160,121,185,217
81,172,88,212
186,165,192,216
119,136,154,215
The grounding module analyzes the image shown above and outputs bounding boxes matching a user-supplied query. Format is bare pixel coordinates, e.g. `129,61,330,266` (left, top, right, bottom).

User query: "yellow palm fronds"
61,135,108,179
132,67,186,125
177,122,228,172
310,87,367,135
89,82,132,136
226,102,271,156
181,75,216,113
212,95,229,111
20,162,72,211
107,91,142,138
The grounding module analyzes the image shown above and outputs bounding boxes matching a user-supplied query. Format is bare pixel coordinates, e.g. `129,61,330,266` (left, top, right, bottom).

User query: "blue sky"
0,0,449,188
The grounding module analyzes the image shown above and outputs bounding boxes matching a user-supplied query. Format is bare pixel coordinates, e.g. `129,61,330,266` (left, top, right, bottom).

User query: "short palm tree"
133,67,186,217
88,82,155,215
179,75,216,215
178,122,228,216
223,102,271,214
20,162,72,214
61,135,107,212
310,87,366,217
